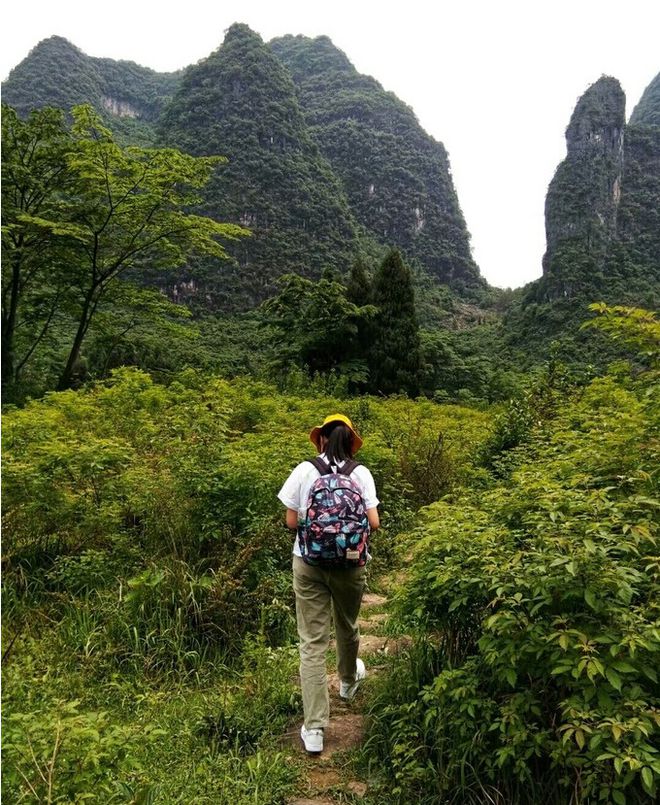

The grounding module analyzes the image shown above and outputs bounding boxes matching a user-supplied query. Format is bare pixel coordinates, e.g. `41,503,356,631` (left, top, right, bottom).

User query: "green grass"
2,617,303,803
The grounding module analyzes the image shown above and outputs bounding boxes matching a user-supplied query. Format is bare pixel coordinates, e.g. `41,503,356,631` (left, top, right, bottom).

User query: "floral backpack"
299,457,370,567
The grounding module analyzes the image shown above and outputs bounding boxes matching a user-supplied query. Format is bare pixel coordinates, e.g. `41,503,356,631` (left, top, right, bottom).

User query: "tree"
261,272,374,383
1,105,76,390
369,248,422,396
55,106,248,390
1,103,248,393
346,257,372,307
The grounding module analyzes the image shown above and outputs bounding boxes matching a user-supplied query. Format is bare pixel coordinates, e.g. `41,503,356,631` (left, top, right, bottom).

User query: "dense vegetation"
1,103,245,401
2,24,659,805
365,306,660,804
158,24,360,310
3,25,486,315
631,73,660,127
2,370,490,802
2,35,180,145
505,75,660,362
270,34,482,293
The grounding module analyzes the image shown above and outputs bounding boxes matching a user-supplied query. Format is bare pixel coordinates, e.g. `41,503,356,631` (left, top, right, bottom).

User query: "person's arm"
278,463,303,530
286,508,298,530
367,507,380,531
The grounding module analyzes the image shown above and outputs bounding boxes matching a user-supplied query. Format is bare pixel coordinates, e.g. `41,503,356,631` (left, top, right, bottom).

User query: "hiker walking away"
278,414,380,754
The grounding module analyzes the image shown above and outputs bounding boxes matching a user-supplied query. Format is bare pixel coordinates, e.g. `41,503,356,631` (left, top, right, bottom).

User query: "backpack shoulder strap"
338,459,360,477
307,457,332,476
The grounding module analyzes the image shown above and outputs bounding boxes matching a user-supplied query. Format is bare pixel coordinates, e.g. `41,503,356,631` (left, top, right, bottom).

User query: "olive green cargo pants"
292,555,366,729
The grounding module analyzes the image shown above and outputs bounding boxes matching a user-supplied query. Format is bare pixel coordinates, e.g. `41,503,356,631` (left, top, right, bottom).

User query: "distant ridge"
156,23,358,308
2,35,180,144
2,27,487,311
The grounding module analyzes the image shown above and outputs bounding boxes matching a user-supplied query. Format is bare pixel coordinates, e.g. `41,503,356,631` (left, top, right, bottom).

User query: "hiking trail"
283,587,410,804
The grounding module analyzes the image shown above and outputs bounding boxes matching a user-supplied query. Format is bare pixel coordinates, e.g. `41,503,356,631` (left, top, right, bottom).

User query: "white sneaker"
300,724,324,753
340,657,366,701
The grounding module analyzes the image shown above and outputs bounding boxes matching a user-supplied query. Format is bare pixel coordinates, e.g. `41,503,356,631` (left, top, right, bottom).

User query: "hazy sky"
2,1,658,289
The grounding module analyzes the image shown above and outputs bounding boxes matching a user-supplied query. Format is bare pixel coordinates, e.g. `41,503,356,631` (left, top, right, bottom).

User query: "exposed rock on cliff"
2,35,180,134
541,76,625,299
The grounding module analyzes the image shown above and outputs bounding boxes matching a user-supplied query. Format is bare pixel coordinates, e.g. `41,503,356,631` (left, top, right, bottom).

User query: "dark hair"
321,422,354,464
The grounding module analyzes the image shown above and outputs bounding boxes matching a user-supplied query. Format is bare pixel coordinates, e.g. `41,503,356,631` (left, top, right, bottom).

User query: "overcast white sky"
2,1,658,289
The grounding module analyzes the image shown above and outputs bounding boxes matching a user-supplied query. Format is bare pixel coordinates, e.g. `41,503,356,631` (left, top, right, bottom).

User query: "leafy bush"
2,366,491,799
2,699,161,803
367,317,660,803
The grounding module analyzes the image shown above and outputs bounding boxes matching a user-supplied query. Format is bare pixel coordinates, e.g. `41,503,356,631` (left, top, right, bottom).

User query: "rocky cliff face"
157,24,358,309
616,73,660,289
509,71,660,359
2,36,180,131
541,77,625,298
270,35,482,292
536,72,660,305
2,27,490,311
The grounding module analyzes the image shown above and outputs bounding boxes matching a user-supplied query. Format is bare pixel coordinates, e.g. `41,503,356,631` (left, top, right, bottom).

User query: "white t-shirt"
278,453,380,556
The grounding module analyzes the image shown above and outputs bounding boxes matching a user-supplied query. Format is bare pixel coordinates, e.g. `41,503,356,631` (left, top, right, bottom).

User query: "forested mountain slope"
505,72,660,359
270,34,483,293
2,26,487,312
2,35,180,144
156,24,359,309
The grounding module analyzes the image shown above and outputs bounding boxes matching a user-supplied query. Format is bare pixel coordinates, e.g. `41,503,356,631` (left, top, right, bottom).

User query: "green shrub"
2,699,161,803
203,637,301,752
368,356,659,802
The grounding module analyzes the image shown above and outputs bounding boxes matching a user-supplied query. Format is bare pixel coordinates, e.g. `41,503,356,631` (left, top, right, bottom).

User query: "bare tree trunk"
57,286,97,391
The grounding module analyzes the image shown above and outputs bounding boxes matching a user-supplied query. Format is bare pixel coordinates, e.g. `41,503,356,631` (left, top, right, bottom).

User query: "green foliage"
2,698,160,803
3,367,490,648
261,272,374,382
630,73,660,128
2,635,300,803
269,34,483,290
2,366,491,800
420,324,527,403
583,304,660,368
1,102,247,398
369,249,422,396
204,637,301,752
365,308,660,803
2,35,180,140
160,23,358,310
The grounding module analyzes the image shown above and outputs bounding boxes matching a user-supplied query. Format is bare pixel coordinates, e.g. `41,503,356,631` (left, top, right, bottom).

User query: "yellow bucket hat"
309,413,363,453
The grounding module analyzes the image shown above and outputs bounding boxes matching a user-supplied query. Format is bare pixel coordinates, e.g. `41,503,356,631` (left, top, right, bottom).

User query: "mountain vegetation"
504,73,660,363
2,35,180,145
2,103,245,397
2,368,491,802
2,25,486,315
1,23,660,804
366,306,660,804
157,23,359,309
270,34,483,294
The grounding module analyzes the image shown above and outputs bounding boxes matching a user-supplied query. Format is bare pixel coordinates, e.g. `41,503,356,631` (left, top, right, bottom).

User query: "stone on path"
307,768,342,789
329,633,413,656
361,592,387,609
347,781,368,797
358,612,388,631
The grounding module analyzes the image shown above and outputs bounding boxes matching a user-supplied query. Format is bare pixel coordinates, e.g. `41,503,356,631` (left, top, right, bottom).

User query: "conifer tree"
346,257,372,306
369,248,421,396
